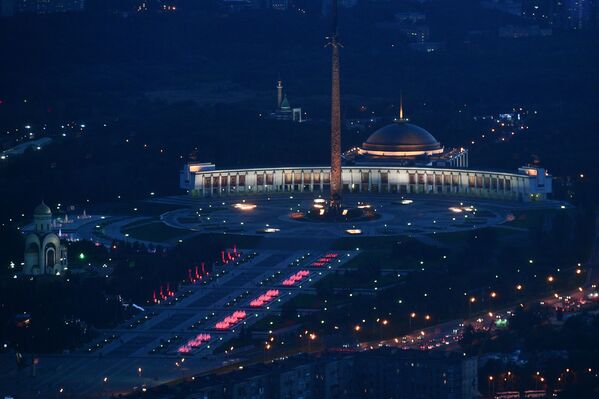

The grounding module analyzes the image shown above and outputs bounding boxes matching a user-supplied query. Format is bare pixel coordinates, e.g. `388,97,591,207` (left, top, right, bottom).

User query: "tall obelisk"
329,0,342,211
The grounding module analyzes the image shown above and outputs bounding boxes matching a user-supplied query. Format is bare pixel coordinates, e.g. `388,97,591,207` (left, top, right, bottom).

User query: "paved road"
361,215,599,353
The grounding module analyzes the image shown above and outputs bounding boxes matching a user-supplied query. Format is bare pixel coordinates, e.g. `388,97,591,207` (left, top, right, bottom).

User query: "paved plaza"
0,249,355,398
153,193,565,242
38,194,568,251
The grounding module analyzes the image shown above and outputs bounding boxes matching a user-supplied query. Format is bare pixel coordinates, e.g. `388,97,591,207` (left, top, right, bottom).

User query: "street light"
488,376,494,396
308,333,317,352
468,297,476,318
409,312,416,329
515,284,523,298
102,376,109,397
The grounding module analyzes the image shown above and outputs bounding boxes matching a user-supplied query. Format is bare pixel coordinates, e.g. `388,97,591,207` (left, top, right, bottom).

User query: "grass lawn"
94,200,182,217
122,221,190,242
340,239,445,271
430,226,523,245
286,293,323,309
213,336,260,354
197,233,263,249
315,272,401,290
331,235,410,250
120,217,155,229
251,315,284,331
504,208,571,229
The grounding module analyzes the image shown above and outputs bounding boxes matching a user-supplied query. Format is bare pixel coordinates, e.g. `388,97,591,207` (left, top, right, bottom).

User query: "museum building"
180,119,551,201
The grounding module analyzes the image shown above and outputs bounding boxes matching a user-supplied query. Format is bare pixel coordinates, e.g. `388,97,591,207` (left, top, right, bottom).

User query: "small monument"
23,202,68,275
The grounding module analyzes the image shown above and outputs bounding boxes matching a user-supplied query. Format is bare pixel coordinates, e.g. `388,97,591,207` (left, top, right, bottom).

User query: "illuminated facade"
182,106,550,201
180,164,552,201
23,202,68,275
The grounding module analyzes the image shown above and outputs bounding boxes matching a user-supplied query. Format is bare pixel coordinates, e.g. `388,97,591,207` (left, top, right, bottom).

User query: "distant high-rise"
564,0,597,29
321,0,357,16
270,0,288,11
522,0,598,30
1,0,85,16
0,0,15,16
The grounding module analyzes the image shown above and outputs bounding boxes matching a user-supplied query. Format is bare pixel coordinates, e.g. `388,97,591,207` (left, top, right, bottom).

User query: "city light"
2,6,588,397
233,203,257,211
346,229,362,235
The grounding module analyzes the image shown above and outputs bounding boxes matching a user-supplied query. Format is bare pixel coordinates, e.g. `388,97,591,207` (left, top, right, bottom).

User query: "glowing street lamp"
422,314,431,327
468,297,476,318
515,284,523,297
488,376,495,395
